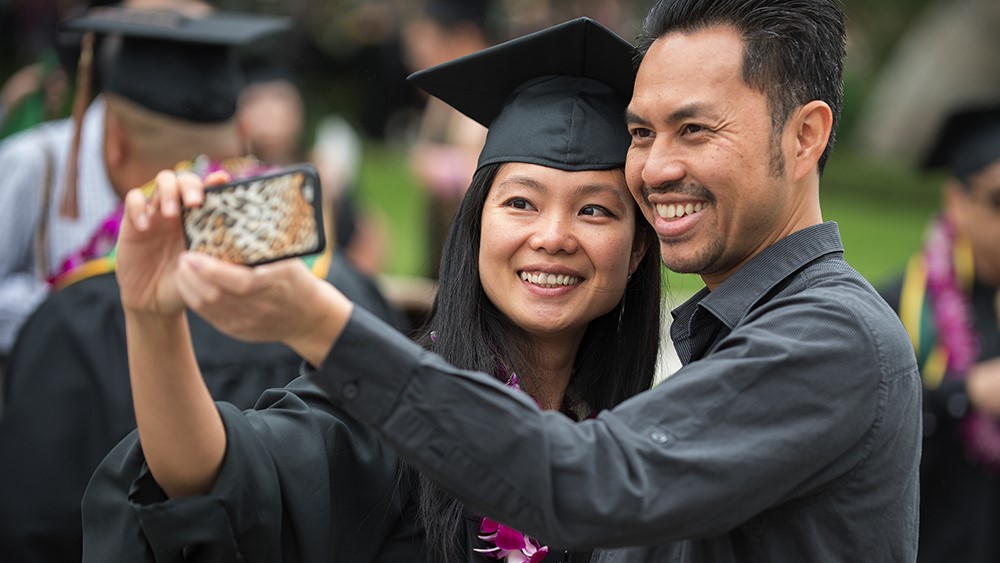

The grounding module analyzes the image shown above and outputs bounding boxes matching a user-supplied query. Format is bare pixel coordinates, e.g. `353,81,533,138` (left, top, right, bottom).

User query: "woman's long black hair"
410,161,662,562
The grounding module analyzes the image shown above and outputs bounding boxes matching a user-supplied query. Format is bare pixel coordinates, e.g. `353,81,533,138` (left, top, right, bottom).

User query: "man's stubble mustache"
641,181,716,205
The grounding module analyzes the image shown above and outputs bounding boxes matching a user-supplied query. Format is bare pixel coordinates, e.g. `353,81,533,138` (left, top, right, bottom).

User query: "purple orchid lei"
472,371,551,562
474,515,549,563
427,332,584,561
925,216,1000,468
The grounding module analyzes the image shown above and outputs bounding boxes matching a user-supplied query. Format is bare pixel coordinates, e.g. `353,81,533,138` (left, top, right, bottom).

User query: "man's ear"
942,178,966,226
788,100,833,182
104,110,129,168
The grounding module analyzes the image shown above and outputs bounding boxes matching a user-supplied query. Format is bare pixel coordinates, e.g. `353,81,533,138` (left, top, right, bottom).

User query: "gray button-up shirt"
313,221,921,562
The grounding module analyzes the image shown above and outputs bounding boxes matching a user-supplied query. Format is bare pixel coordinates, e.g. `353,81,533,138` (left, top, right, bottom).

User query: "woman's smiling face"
478,162,643,343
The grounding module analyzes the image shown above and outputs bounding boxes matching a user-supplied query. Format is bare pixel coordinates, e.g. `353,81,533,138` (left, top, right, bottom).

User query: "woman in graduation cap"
83,17,661,563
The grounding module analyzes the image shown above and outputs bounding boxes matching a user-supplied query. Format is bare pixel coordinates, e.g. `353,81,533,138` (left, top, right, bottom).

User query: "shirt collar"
673,221,845,330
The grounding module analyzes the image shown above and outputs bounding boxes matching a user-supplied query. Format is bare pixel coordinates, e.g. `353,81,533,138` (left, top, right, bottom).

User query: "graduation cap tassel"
60,31,95,219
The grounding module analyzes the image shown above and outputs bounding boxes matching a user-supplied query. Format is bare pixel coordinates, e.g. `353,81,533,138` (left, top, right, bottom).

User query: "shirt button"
342,383,359,400
650,431,670,444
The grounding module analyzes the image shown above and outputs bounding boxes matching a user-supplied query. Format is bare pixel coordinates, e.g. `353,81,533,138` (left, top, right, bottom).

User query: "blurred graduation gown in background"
0,5,407,562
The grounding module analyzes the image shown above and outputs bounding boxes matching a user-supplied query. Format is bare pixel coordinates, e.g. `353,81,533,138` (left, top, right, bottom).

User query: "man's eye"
682,123,707,135
987,189,1000,213
630,127,653,140
581,205,613,217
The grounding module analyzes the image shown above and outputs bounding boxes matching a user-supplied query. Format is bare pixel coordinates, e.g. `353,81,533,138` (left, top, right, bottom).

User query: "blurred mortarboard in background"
424,0,489,30
407,17,635,173
922,104,1000,182
62,5,291,123
54,4,289,219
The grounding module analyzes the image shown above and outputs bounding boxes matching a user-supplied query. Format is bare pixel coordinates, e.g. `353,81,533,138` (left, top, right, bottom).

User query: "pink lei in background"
924,216,1000,468
48,154,272,284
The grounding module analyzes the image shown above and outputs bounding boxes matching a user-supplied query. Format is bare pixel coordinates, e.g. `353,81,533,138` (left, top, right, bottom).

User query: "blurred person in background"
238,68,307,166
0,3,275,560
311,113,415,328
0,4,401,561
236,70,407,328
0,0,81,138
0,51,69,139
879,104,1000,563
403,0,489,278
0,0,214,377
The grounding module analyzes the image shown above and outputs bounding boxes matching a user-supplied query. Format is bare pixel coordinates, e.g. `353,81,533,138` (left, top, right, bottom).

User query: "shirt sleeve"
82,377,424,563
0,130,50,352
312,297,890,549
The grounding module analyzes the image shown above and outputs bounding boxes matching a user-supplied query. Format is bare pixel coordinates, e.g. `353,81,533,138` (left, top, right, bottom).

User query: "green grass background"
356,145,943,300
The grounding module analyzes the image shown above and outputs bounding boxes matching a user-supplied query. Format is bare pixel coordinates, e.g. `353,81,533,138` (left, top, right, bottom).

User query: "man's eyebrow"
624,109,647,125
668,103,705,122
625,103,707,125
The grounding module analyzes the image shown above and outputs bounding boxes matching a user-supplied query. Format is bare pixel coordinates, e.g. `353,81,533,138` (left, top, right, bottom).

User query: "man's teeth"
520,271,581,286
655,202,706,219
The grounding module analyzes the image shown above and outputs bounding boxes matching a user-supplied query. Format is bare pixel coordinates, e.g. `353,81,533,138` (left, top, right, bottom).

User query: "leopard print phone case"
182,164,326,266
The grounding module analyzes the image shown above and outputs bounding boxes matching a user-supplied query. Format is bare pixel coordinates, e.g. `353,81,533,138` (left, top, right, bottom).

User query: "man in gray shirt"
118,0,922,560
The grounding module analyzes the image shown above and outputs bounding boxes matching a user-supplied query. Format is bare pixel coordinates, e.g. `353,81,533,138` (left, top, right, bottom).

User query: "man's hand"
966,357,1000,417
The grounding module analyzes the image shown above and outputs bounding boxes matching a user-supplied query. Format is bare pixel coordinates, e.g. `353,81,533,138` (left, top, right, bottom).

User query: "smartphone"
181,163,326,266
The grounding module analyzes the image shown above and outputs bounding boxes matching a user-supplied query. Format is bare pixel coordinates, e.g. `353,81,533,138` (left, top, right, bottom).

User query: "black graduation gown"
81,376,426,562
880,276,1000,563
81,381,574,563
0,250,408,562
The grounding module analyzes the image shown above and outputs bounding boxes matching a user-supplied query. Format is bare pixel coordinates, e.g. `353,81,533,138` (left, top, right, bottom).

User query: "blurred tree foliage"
837,0,936,148
0,0,949,148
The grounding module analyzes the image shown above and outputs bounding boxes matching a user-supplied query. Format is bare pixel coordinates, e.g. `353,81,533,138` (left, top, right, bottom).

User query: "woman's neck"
521,333,582,411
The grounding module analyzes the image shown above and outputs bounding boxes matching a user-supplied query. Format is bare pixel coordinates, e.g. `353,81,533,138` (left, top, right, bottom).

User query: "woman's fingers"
123,188,151,231
176,170,207,210
203,170,231,186
154,170,181,217
175,253,228,311
181,252,256,294
175,253,314,343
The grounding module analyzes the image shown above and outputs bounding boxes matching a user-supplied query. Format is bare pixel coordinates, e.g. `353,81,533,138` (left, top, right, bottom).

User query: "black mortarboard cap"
62,6,290,123
425,0,489,30
407,17,635,172
923,104,1000,181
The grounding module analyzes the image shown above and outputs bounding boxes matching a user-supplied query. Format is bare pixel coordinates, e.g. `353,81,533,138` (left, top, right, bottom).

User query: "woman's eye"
505,197,533,210
581,205,613,217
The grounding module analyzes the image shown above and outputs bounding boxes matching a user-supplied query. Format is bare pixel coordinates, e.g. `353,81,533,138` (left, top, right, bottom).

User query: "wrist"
285,281,353,367
124,307,186,330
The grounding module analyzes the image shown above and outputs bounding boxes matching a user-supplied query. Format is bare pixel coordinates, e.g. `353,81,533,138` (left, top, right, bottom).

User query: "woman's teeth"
520,271,581,287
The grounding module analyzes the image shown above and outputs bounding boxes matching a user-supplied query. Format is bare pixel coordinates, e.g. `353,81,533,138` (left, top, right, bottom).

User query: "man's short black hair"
637,0,846,175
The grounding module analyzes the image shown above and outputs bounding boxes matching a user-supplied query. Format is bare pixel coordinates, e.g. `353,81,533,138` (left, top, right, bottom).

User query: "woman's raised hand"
116,169,227,316
117,168,353,363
